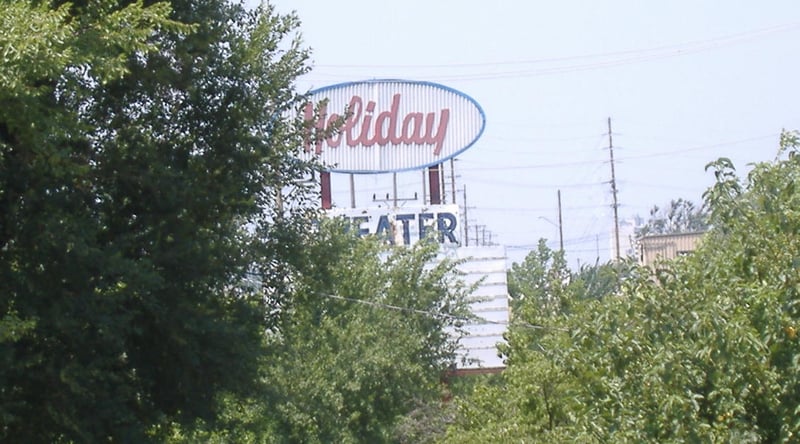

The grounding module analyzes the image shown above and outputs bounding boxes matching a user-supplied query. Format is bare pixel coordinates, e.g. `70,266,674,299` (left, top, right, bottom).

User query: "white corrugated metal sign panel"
301,79,486,174
451,246,510,370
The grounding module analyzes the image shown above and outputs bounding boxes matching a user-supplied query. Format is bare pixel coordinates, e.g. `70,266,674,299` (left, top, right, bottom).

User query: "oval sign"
301,79,485,174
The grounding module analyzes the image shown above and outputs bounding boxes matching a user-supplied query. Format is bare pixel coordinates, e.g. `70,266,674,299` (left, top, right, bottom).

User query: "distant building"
638,232,705,266
612,217,644,260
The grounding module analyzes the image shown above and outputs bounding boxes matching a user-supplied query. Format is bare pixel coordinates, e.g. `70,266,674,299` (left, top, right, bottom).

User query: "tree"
1,0,314,441
636,197,709,236
569,260,624,301
173,222,472,443
446,243,632,442
446,131,800,442
264,223,472,443
506,239,570,317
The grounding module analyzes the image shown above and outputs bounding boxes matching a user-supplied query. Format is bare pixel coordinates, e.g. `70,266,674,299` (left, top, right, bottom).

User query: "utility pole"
557,189,564,252
462,185,469,247
608,117,621,261
349,173,355,208
422,170,427,204
450,158,457,207
475,224,487,246
392,172,398,208
440,164,446,204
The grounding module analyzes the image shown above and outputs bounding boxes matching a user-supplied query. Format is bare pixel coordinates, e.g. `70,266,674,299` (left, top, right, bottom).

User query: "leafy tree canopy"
636,197,709,236
1,0,315,441
447,131,800,442
168,222,473,443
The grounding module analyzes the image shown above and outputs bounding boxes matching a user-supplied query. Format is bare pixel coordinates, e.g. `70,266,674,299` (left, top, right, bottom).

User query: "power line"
458,158,605,171
245,272,567,331
473,203,608,213
307,23,800,81
506,231,611,250
614,134,778,161
484,134,606,144
456,133,779,172
460,178,603,189
312,22,800,71
318,292,567,331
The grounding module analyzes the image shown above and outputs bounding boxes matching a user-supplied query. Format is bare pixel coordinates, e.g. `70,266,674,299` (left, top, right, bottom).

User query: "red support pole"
428,164,441,205
321,171,332,209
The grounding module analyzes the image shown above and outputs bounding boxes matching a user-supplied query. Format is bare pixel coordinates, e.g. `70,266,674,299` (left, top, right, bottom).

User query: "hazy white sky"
267,0,800,266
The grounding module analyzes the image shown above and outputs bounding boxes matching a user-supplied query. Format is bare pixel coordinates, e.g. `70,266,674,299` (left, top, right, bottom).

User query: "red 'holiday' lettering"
304,94,450,155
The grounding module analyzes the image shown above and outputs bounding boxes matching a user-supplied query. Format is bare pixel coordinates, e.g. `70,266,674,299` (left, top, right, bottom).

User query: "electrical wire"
306,22,800,81
313,22,800,71
319,292,567,331
459,178,603,189
455,133,778,172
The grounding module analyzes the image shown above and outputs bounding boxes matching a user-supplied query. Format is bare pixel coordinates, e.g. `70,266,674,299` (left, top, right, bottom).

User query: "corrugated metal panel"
461,273,508,288
467,309,509,323
459,335,506,350
301,79,485,174
639,232,705,266
468,298,509,311
454,246,510,370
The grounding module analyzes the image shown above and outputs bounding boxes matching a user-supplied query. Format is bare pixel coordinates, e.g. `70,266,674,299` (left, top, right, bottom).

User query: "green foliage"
171,222,472,443
0,0,314,441
447,131,800,442
0,0,185,92
0,0,188,158
392,402,456,444
265,224,472,443
569,260,625,301
507,239,570,316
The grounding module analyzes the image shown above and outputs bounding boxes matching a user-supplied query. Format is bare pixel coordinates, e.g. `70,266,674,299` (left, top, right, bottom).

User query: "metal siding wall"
453,246,510,370
639,232,705,266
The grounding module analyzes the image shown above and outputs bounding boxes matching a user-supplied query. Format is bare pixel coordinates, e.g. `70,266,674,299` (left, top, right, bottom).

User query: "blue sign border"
307,79,486,174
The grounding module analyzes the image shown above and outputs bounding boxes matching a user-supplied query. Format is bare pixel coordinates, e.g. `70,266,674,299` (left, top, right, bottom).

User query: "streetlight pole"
557,189,564,252
540,190,564,252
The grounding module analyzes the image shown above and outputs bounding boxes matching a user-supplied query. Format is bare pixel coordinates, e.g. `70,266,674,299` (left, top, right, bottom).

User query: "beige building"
638,232,705,266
